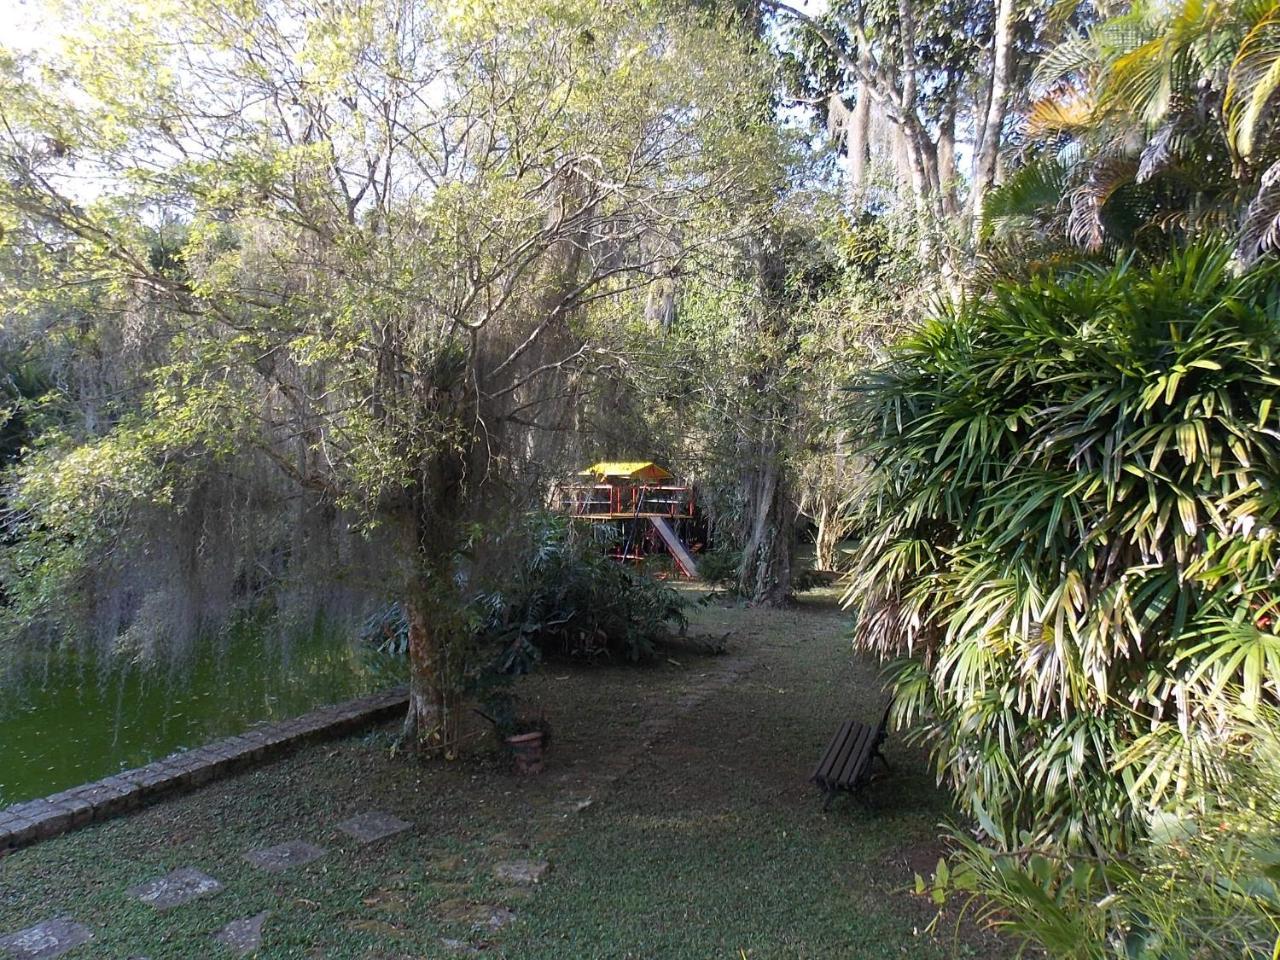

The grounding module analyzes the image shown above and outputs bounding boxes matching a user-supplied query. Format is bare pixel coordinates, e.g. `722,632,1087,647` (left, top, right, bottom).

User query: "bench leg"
874,749,892,774
822,786,838,812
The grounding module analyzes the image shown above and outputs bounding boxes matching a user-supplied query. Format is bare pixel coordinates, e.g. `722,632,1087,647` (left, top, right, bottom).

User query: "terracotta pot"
506,730,545,775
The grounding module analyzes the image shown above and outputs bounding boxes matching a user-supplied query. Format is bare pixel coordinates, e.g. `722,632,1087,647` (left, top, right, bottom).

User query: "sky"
2,0,58,52
3,0,830,55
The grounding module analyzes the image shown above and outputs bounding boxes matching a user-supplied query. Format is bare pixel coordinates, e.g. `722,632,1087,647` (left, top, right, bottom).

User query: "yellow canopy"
578,461,673,482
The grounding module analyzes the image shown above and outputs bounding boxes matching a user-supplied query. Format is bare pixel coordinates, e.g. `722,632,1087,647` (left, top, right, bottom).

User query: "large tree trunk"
403,579,447,751
971,0,1016,242
937,99,958,217
738,432,795,604
734,233,795,606
813,499,842,573
400,527,468,756
848,51,873,197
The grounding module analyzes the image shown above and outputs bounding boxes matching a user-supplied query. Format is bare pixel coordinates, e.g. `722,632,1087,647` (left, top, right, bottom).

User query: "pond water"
0,622,405,808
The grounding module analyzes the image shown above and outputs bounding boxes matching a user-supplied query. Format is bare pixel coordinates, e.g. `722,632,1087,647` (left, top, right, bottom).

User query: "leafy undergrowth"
0,588,1011,958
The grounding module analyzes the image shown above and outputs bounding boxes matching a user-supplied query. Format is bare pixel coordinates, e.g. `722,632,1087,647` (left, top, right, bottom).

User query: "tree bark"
403,580,446,750
813,499,842,572
399,495,467,756
734,232,795,606
848,51,873,197
937,98,958,217
738,432,795,604
971,0,1016,242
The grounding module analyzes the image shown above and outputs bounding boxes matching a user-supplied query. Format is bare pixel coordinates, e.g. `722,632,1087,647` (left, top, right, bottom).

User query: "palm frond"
1067,154,1138,251
1226,4,1280,157
1239,159,1280,264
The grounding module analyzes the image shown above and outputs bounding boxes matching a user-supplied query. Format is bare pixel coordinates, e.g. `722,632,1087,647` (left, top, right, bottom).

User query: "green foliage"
998,0,1280,264
843,242,1280,852
922,707,1280,959
364,513,687,667
693,546,744,586
475,514,687,664
0,0,779,723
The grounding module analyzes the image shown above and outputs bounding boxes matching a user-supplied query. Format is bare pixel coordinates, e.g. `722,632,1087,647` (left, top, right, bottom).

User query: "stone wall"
0,687,408,853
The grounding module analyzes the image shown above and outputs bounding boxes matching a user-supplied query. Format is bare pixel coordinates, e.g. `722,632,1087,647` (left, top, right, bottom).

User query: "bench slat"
810,719,854,784
819,722,862,788
833,722,874,787
811,708,891,807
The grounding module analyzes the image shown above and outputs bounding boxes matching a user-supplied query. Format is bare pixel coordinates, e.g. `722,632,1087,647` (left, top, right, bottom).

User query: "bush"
695,546,744,585
363,513,687,669
844,243,1280,852
921,705,1280,959
475,513,687,664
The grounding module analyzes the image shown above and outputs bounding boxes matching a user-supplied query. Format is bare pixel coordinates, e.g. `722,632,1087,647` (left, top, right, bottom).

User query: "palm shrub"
920,705,1280,958
987,0,1280,266
844,243,1280,852
474,513,687,665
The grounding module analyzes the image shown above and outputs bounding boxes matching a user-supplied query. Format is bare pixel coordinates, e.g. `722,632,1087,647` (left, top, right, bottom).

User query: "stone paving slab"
243,840,327,873
336,811,411,844
0,686,409,852
126,867,223,910
493,860,550,885
0,918,92,959
212,912,269,956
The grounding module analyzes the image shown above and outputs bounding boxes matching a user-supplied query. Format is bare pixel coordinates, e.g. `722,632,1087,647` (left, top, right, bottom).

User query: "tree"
985,0,1280,265
766,0,1002,253
0,0,778,751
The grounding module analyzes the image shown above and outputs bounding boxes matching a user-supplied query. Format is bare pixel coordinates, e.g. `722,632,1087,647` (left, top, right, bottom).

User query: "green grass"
0,589,1010,958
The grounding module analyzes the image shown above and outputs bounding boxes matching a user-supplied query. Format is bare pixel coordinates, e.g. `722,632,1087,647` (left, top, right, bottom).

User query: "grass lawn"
0,588,1010,958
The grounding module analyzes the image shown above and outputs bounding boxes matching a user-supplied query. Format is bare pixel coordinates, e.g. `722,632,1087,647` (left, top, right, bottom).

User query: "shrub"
475,513,687,664
696,546,744,586
843,243,1280,852
363,513,687,669
920,706,1280,959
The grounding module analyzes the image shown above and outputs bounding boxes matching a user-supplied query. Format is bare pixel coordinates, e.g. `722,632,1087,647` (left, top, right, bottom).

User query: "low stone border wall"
0,686,409,854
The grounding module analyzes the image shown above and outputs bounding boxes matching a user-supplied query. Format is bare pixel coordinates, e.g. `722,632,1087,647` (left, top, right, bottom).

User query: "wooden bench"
811,703,892,810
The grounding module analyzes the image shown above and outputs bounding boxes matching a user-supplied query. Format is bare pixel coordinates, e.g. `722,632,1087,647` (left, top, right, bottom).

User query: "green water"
0,623,405,808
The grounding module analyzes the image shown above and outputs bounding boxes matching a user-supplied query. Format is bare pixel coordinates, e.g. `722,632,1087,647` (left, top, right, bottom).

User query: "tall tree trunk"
848,51,873,197
971,0,1016,243
735,232,795,606
938,99,958,217
813,499,841,572
401,552,465,756
403,578,445,748
738,426,794,604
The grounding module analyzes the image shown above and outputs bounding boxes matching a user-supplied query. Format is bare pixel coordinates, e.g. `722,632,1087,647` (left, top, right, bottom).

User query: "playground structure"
557,461,702,578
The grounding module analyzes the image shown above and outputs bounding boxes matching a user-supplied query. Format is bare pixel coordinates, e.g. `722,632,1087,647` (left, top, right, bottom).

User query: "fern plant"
843,242,1280,852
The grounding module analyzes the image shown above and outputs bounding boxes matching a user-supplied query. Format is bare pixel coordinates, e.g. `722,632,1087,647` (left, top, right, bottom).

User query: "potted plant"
504,713,552,775
477,691,551,775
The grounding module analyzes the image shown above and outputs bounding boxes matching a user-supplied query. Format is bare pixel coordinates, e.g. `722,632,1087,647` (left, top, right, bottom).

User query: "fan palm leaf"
1225,3,1280,157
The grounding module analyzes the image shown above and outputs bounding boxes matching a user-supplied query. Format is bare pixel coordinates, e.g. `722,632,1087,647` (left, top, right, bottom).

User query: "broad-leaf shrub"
364,513,686,667
844,244,1280,851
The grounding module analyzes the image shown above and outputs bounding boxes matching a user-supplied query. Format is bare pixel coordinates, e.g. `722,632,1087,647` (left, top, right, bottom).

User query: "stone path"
126,867,223,911
212,912,269,956
243,840,327,873
1,810,402,958
493,859,550,885
337,810,410,843
0,919,92,960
